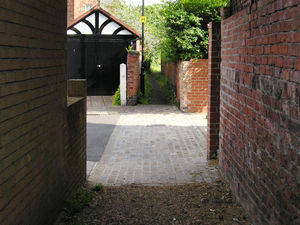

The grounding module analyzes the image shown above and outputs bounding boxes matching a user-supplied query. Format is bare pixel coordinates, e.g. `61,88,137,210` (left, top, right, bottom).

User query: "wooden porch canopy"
67,6,141,38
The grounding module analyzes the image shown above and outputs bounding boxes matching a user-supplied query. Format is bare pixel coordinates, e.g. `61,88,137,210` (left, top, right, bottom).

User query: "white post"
120,63,126,106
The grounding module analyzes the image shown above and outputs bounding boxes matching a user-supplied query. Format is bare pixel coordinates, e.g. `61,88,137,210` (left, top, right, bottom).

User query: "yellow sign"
140,16,146,23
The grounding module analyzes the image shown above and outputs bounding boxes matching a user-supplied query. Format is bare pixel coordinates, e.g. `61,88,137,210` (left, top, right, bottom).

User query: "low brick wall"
65,80,87,190
127,51,140,105
179,59,209,113
65,96,86,191
162,59,209,113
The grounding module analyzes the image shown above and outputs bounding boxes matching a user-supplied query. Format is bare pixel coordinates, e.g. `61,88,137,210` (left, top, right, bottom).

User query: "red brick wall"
127,51,140,105
68,0,115,23
161,61,178,86
230,0,251,14
220,1,300,224
74,0,98,19
0,1,86,225
162,60,209,113
207,22,221,159
67,0,75,24
161,60,180,100
179,59,209,113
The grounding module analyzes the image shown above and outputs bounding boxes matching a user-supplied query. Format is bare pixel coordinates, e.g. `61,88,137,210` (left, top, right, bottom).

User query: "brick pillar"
127,50,140,105
207,22,221,159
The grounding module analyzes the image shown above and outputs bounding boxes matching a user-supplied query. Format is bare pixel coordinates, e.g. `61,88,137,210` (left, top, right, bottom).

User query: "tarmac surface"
86,96,218,185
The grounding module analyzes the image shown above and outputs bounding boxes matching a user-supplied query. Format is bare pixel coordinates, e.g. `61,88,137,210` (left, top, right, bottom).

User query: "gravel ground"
59,179,251,225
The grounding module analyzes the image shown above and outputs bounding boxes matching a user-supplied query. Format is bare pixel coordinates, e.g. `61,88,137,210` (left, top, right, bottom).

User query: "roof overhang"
67,6,141,39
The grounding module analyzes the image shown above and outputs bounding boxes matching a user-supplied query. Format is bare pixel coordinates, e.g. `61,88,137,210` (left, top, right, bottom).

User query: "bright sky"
124,0,165,6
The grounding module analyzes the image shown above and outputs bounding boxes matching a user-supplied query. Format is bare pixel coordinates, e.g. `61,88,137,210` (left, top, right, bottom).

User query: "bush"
155,73,177,105
161,0,229,61
112,85,121,105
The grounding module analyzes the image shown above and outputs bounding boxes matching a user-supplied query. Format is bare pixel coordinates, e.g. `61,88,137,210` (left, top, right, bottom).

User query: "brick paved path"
87,98,218,185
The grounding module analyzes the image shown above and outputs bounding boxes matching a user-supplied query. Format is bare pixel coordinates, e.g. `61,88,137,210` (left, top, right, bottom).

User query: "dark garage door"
67,37,130,96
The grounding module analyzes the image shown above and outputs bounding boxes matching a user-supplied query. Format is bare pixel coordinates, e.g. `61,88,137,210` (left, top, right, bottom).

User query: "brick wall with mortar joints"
65,97,87,196
68,0,116,23
127,51,140,105
161,60,180,99
67,0,75,24
168,62,179,86
66,80,87,193
220,1,300,224
74,0,98,19
0,1,85,225
184,59,208,113
207,22,221,160
162,60,209,113
230,0,251,15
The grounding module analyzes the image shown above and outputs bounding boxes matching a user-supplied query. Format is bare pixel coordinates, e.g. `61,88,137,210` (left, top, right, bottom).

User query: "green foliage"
155,73,177,105
112,85,121,105
65,189,93,215
150,60,161,73
143,4,165,64
110,1,164,65
138,73,151,104
161,0,229,61
91,184,104,192
126,45,133,52
107,0,229,68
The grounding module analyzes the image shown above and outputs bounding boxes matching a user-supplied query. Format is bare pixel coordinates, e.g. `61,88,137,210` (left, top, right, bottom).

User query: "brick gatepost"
126,50,140,105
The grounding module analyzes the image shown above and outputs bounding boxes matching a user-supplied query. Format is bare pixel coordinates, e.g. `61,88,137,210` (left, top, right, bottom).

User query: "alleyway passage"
60,98,250,224
87,96,218,185
57,97,251,225
150,73,169,105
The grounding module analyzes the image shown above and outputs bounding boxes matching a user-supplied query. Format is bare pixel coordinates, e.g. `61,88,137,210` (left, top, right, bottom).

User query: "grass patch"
154,73,178,105
59,188,93,224
65,189,93,216
137,72,152,104
91,184,104,192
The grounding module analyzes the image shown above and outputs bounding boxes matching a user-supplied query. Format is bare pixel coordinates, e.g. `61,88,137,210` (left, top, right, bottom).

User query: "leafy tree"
109,0,164,66
161,0,229,61
108,0,229,65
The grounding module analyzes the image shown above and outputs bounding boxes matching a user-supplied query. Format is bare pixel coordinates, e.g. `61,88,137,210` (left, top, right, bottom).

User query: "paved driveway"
87,96,218,185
